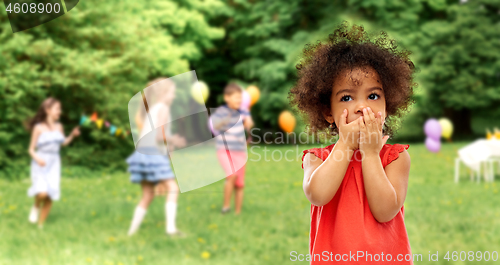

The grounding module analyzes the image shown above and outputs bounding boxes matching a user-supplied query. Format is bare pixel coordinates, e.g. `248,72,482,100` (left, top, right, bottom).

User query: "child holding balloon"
27,97,80,228
289,22,415,264
211,83,253,215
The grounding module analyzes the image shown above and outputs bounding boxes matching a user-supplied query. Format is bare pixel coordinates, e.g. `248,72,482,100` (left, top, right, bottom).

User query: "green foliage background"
0,0,226,177
1,0,499,178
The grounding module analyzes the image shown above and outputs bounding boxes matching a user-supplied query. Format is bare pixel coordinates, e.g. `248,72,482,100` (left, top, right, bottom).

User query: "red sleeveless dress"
301,144,412,264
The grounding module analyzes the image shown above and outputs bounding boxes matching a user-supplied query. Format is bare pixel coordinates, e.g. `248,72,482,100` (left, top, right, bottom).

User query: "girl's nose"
355,105,367,115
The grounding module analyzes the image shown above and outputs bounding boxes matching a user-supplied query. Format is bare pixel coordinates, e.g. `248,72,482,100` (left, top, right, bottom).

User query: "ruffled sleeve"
382,144,410,168
301,144,335,169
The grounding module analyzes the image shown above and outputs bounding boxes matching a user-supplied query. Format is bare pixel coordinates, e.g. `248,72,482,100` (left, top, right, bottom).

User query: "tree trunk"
443,108,473,137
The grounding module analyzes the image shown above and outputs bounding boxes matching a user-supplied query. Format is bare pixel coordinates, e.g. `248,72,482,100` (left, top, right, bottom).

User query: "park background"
0,0,500,264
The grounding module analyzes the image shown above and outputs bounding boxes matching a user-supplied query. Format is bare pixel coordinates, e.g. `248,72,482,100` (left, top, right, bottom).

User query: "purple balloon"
208,117,215,134
241,90,251,111
425,137,441,153
424,118,442,140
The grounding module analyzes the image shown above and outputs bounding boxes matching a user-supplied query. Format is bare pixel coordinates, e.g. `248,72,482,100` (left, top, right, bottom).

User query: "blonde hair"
136,77,175,130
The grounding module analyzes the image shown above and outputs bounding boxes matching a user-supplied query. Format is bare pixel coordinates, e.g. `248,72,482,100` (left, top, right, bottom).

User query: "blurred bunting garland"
96,119,103,129
79,113,128,139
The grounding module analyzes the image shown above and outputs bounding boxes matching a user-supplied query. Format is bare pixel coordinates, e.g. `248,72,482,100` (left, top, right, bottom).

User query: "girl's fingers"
376,112,383,131
362,108,375,131
369,108,378,131
368,107,376,121
381,135,390,146
362,108,371,128
339,109,348,126
358,116,366,131
357,117,365,144
365,108,375,127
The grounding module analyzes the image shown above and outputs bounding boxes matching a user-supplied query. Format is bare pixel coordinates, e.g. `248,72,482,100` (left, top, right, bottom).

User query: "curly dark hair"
288,21,416,139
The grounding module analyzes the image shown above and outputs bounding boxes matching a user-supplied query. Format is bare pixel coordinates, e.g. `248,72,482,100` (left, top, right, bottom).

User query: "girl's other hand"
359,107,389,156
71,127,81,137
173,134,186,148
337,109,360,151
243,116,254,130
36,158,46,167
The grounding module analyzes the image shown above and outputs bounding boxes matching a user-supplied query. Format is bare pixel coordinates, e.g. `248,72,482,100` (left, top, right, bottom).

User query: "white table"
455,139,500,183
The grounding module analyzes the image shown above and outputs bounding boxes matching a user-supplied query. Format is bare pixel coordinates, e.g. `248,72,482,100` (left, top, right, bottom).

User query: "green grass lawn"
1,142,499,265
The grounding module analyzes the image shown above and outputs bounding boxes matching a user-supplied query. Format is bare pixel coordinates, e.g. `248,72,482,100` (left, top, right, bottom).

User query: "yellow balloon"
278,110,296,133
191,81,209,104
438,118,453,140
246,85,260,106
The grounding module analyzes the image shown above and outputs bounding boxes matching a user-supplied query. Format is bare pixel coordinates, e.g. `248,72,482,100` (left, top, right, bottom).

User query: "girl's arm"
361,149,410,223
213,117,229,131
243,115,254,130
157,105,176,143
212,108,231,131
157,106,185,150
156,105,169,143
28,125,45,166
303,141,354,206
303,109,359,206
60,124,80,146
135,111,144,131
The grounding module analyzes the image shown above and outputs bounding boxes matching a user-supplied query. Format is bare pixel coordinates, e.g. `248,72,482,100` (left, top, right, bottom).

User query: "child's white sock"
128,206,147,236
29,205,39,223
165,202,177,234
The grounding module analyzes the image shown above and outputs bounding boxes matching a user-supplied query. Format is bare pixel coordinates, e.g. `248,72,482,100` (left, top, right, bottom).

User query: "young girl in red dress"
289,22,416,264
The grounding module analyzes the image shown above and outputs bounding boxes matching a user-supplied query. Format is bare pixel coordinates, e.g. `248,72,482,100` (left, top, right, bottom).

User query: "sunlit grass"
0,142,499,264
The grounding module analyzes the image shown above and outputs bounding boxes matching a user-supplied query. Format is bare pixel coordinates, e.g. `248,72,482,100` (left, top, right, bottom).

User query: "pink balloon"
424,118,441,141
425,137,441,153
208,116,218,135
241,90,251,111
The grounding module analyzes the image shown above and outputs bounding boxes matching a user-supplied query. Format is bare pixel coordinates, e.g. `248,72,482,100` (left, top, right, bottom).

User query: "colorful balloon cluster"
80,112,129,138
241,85,260,111
424,118,454,153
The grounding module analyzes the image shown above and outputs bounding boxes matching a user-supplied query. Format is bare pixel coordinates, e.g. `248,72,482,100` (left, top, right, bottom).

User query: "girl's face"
46,102,61,121
325,66,386,126
224,91,242,110
163,86,176,105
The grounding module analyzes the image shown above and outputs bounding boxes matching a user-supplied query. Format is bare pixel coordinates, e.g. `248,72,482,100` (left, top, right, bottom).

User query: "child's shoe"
28,206,39,223
221,207,231,215
167,229,186,238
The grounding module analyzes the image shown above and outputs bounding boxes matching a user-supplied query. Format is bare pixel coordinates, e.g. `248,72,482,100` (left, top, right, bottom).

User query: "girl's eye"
340,95,352,102
368,93,380,100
